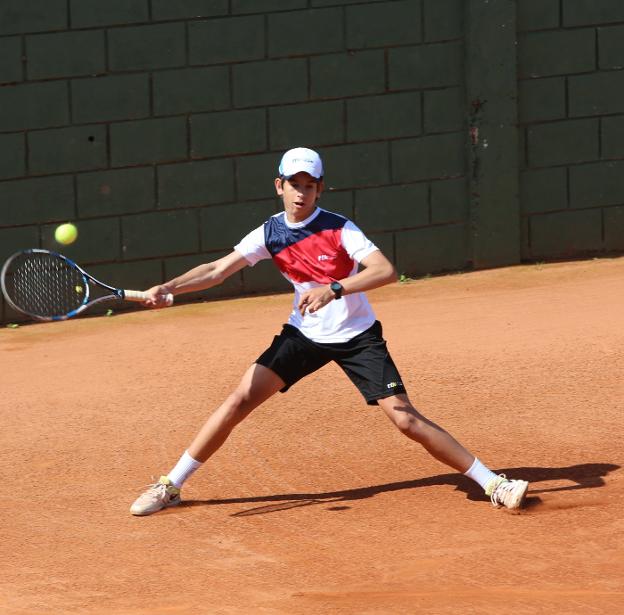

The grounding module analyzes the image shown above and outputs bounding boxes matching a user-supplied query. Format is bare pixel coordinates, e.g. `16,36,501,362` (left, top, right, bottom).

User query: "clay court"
1,256,623,614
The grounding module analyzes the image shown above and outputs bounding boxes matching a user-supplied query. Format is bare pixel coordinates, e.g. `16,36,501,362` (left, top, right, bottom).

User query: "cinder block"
233,0,306,13
29,125,107,175
569,160,624,208
78,167,155,217
599,25,624,69
164,251,243,301
519,77,566,123
0,133,25,179
0,81,68,132
191,109,266,158
0,37,23,84
153,67,230,116
355,184,428,233
190,16,264,65
346,1,421,48
200,200,277,251
269,101,344,150
322,142,389,190
520,167,567,214
110,117,187,167
569,71,624,117
604,206,624,250
391,133,465,183
122,210,200,259
424,87,463,133
563,1,624,27
519,30,595,77
431,178,467,224
0,226,40,263
319,190,353,219
0,176,74,226
269,8,343,57
42,217,121,262
71,74,150,124
366,231,394,263
234,59,307,107
69,0,148,28
517,0,560,31
529,209,602,257
527,119,599,167
424,0,462,41
311,51,385,99
602,116,624,159
109,23,185,71
389,42,462,90
0,0,66,35
26,31,105,80
395,223,468,276
236,152,282,200
152,0,228,20
158,159,235,209
347,92,422,142
88,260,163,295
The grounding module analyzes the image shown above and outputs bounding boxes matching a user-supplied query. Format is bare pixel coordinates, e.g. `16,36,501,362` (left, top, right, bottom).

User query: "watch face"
331,281,343,297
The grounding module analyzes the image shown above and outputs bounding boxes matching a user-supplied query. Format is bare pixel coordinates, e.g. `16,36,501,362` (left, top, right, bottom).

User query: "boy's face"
275,171,324,222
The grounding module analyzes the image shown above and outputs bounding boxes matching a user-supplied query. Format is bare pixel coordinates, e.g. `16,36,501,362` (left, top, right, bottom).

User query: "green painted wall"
1,1,624,322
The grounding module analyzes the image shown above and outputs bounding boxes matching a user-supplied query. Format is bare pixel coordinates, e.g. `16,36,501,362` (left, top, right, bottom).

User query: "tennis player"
130,147,529,516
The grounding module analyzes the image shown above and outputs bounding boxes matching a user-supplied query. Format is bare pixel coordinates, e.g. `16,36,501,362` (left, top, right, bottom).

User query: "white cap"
278,147,324,179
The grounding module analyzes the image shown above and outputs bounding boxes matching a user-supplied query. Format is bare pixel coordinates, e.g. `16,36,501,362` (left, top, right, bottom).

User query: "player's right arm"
143,250,249,307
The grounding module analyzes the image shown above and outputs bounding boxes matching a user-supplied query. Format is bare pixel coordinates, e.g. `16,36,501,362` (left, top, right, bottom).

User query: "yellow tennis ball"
55,223,78,245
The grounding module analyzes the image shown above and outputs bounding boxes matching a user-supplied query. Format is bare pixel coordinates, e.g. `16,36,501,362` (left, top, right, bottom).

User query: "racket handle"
124,290,174,306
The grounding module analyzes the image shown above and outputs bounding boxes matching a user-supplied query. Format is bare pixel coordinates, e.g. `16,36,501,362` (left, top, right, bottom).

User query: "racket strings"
5,253,86,318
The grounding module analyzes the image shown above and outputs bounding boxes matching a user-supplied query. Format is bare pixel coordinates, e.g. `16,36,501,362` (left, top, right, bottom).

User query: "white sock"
167,450,203,488
464,458,499,491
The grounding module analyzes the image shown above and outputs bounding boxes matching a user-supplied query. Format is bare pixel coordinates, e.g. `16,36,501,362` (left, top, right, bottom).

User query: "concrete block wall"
0,0,467,323
2,1,624,323
518,0,624,258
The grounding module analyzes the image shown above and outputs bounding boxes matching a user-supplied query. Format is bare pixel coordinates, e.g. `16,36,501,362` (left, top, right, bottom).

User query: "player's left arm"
300,250,397,315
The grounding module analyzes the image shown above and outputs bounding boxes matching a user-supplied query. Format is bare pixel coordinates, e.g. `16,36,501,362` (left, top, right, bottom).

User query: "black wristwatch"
330,281,344,299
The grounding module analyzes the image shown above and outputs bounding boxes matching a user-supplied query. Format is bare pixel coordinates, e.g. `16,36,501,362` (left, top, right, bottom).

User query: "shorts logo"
318,254,335,261
386,381,402,389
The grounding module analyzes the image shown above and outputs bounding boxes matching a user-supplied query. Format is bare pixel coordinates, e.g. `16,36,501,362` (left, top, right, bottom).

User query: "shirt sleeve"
233,224,271,266
341,220,379,263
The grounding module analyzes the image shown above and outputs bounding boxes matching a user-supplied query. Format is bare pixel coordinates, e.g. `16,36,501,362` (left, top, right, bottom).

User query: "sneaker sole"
130,497,182,517
506,481,529,510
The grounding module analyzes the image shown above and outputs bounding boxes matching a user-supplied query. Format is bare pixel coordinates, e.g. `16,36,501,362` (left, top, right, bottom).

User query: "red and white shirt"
234,207,379,342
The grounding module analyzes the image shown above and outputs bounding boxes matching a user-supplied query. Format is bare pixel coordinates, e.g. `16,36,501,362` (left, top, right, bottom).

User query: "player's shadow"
180,462,620,517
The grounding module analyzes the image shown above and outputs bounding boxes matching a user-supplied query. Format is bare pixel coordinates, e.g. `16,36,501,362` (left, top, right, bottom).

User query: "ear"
274,177,284,196
316,179,324,201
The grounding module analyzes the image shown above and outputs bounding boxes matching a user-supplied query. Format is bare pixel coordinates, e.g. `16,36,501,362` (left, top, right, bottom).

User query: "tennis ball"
55,223,78,245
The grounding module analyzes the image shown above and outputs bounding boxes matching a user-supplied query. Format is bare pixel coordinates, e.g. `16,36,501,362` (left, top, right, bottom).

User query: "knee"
222,391,253,425
391,409,422,436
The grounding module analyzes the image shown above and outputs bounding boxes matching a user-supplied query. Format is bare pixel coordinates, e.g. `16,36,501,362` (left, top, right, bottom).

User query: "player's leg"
378,394,528,509
187,362,285,462
130,363,284,516
377,394,473,472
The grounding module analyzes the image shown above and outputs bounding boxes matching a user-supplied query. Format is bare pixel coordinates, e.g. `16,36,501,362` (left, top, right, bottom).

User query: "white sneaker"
485,474,529,510
130,476,181,516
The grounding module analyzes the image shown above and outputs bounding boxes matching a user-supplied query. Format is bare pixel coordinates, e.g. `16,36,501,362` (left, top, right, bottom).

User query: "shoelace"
140,481,170,503
491,479,514,506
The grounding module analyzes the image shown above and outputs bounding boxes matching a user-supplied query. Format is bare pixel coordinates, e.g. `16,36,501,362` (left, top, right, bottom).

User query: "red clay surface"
1,257,623,614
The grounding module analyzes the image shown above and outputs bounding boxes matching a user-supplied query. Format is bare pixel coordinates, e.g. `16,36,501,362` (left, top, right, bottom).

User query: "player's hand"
298,285,335,316
142,285,173,308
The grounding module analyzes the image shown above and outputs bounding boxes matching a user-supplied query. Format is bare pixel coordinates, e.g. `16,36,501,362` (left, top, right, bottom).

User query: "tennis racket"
1,248,173,322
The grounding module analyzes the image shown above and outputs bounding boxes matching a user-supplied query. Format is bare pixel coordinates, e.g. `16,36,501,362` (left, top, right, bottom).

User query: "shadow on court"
179,462,620,517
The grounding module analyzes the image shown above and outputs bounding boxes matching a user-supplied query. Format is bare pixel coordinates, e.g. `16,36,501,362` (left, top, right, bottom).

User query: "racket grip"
124,290,174,306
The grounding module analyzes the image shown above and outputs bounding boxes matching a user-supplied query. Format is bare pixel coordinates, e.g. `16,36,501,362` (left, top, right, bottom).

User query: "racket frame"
1,248,155,321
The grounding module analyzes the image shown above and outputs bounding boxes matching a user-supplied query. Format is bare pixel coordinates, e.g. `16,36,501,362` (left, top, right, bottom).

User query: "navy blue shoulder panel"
264,210,348,257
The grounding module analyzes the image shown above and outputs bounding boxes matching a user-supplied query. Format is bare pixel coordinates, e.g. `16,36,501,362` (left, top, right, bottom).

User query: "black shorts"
255,321,407,406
